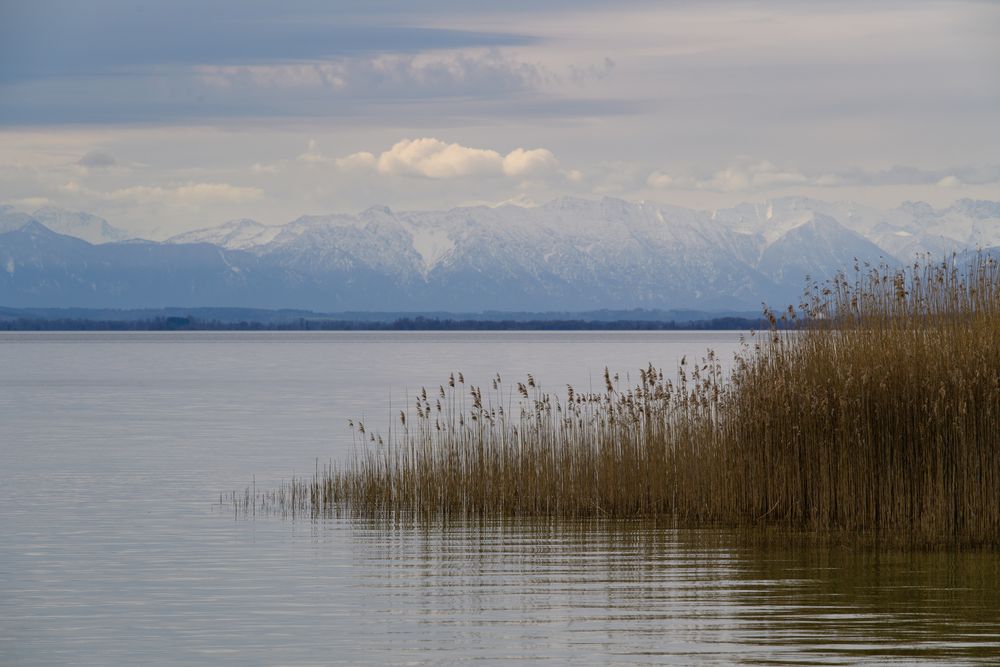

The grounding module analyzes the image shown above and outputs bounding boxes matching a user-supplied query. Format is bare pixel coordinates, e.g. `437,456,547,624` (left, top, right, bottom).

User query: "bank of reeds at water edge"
235,255,1000,546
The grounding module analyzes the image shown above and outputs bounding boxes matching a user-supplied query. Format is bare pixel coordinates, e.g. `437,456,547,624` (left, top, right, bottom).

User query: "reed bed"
233,255,1000,545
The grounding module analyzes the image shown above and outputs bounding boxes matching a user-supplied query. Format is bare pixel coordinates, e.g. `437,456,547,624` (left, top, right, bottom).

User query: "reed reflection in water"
338,519,1000,665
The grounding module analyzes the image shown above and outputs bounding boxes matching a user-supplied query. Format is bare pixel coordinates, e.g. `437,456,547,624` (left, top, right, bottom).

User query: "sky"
1,0,998,238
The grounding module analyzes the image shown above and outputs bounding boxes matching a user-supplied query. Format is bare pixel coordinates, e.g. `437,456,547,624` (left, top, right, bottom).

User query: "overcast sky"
1,0,998,238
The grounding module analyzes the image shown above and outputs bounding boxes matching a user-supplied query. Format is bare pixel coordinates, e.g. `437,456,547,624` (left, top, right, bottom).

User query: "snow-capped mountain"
0,205,130,244
166,218,281,250
1,197,997,310
714,197,1000,261
755,213,890,286
0,206,34,233
164,198,786,310
160,196,906,310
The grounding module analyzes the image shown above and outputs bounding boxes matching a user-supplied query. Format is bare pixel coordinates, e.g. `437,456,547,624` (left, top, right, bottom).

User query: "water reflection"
340,519,1000,665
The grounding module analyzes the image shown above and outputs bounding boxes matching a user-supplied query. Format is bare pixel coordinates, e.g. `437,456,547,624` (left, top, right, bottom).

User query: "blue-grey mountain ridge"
1,197,998,311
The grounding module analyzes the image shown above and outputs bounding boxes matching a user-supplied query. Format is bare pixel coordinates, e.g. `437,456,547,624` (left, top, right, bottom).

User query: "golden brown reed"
236,255,1000,546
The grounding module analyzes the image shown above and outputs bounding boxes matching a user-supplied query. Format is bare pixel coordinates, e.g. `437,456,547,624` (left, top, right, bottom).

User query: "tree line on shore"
0,315,775,331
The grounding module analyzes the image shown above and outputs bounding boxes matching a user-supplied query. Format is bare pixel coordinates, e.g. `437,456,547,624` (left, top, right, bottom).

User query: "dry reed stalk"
232,254,1000,546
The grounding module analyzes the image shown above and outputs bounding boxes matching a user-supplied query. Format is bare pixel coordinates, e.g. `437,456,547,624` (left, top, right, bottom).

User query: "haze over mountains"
1,197,998,312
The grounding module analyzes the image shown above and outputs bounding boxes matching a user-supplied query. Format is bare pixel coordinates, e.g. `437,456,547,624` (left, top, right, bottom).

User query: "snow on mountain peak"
0,197,1000,311
18,206,130,244
952,199,1000,220
363,205,394,217
5,196,1000,312
167,218,280,249
0,205,34,233
399,219,455,274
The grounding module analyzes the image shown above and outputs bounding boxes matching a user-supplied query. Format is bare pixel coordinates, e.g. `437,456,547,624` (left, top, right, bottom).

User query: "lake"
2,331,998,665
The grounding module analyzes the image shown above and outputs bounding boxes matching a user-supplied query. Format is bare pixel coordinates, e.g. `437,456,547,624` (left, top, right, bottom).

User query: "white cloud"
335,151,377,171
251,161,285,174
502,148,558,178
698,168,750,192
337,138,561,181
377,138,502,178
646,171,674,189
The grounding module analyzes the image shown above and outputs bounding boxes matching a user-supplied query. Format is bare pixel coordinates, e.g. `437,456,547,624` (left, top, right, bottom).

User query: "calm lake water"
1,331,998,665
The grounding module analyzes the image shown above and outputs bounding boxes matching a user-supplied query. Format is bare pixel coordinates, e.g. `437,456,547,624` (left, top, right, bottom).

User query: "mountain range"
1,197,998,311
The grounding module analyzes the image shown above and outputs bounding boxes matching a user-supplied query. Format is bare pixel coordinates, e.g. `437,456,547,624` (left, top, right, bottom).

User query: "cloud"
644,159,1000,193
569,57,616,84
251,161,285,174
338,138,561,180
502,148,558,177
646,171,674,189
335,151,377,171
817,164,1000,188
298,139,335,165
77,150,116,168
377,139,501,178
699,168,750,192
697,161,807,192
748,165,809,188
65,181,264,205
647,160,808,192
195,49,550,99
0,7,535,84
11,196,52,209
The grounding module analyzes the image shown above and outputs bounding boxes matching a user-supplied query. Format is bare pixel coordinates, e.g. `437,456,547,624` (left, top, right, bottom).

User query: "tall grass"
238,255,1000,545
